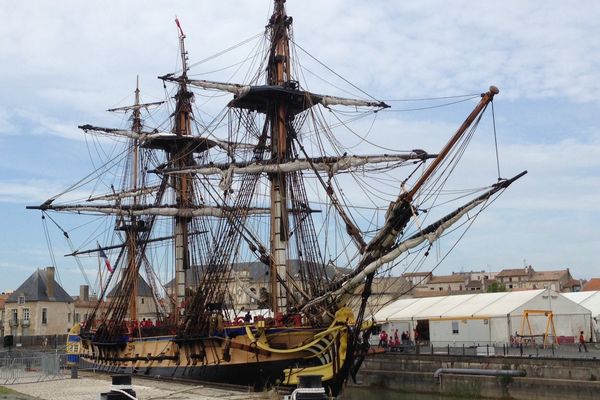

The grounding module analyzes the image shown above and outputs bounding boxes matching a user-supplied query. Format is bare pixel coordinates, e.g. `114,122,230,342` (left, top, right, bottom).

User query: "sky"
1,1,599,295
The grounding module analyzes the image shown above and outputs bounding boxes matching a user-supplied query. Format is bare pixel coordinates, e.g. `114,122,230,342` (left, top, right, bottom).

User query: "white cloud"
1,0,599,289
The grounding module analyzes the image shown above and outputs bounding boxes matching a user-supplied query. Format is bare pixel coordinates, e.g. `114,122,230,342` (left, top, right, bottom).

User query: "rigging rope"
491,100,502,180
290,39,382,103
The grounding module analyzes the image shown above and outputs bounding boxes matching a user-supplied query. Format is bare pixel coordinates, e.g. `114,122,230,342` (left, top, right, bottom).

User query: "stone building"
495,266,534,290
2,267,74,337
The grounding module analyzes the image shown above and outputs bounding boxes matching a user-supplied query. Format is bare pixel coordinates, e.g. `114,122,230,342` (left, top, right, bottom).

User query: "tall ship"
28,0,526,395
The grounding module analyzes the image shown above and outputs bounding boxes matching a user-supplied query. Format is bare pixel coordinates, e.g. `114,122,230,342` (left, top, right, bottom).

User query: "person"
393,329,399,346
244,311,252,323
379,330,388,347
579,330,588,353
401,331,407,342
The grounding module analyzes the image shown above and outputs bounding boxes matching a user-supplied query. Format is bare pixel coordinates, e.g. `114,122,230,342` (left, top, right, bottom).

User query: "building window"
12,309,18,322
18,295,25,305
68,313,71,323
75,313,80,323
439,287,443,291
452,321,459,334
141,298,145,304
23,308,30,321
42,308,48,324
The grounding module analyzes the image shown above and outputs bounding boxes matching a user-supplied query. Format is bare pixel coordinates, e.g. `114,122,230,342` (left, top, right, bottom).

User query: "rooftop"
583,279,600,291
6,268,73,303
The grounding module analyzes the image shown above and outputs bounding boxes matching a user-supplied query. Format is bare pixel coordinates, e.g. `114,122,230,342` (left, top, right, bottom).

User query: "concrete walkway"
3,374,276,400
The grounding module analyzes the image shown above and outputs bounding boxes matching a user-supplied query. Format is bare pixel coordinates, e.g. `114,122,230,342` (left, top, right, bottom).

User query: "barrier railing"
376,340,600,358
0,353,70,384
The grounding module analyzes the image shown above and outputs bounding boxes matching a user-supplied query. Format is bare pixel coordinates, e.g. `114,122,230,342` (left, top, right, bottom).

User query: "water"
341,386,475,400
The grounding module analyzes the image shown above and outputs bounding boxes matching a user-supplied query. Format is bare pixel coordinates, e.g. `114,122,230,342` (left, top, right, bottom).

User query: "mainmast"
267,0,293,314
128,78,142,323
172,18,193,320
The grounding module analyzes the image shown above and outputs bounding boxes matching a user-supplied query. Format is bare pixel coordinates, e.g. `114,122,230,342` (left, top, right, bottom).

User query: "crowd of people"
378,329,412,348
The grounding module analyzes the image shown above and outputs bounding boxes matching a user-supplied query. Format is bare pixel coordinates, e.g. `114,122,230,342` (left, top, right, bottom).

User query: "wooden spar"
407,86,499,200
365,86,500,256
64,231,207,257
301,170,527,310
268,0,292,314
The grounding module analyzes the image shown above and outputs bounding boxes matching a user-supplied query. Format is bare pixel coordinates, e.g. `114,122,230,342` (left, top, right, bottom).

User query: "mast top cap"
489,85,499,95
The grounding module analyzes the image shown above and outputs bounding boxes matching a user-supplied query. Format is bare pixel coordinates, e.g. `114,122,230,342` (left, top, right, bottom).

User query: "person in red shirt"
579,330,588,352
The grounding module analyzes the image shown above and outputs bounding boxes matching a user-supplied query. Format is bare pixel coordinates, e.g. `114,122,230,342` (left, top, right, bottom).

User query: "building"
524,269,574,292
106,275,160,321
423,273,469,292
72,285,104,325
582,279,600,291
374,289,590,346
495,266,534,290
401,272,432,288
0,292,10,337
347,276,411,315
2,267,74,337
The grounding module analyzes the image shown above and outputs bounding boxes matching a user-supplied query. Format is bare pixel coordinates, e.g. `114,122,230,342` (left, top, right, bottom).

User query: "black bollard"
284,375,327,400
99,375,137,400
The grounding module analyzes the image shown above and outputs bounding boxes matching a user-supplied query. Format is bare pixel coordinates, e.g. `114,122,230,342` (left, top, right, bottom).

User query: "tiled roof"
402,272,432,277
465,280,483,288
107,274,154,298
427,274,467,284
529,270,569,282
583,279,600,291
496,268,530,277
6,269,73,303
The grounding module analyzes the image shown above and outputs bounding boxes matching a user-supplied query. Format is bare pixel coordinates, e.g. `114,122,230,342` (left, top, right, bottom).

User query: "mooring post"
284,375,327,400
99,375,137,400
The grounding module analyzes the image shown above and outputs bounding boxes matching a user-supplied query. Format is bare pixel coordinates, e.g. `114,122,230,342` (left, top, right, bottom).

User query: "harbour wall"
353,353,600,400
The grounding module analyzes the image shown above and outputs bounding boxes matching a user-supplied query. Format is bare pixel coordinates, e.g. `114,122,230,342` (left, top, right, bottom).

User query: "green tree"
486,281,507,293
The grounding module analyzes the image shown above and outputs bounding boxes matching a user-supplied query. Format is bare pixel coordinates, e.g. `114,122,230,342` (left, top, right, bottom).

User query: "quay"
352,350,600,400
0,372,274,400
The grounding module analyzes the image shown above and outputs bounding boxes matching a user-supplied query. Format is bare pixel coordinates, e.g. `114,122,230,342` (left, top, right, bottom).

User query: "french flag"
98,244,113,273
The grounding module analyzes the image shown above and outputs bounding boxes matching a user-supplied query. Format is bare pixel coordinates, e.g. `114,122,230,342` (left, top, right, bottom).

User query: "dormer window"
18,295,25,305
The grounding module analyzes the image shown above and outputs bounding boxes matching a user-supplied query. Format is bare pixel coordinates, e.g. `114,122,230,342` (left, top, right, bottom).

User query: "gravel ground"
3,374,276,400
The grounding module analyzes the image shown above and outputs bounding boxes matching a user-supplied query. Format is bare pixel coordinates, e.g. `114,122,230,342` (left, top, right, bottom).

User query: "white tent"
374,289,591,346
563,291,600,318
563,291,600,341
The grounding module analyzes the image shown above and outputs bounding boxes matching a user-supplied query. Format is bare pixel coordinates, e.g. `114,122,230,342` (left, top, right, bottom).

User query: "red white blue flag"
97,244,113,273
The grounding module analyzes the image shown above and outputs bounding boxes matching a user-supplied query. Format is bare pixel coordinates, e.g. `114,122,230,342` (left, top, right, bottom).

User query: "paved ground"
2,373,277,400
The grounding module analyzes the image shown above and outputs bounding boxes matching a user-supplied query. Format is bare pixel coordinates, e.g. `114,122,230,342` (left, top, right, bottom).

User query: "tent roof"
564,291,600,317
375,289,589,321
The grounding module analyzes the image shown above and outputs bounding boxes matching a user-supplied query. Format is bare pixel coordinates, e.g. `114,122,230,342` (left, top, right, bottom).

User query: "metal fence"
1,334,67,349
383,341,600,359
0,352,70,384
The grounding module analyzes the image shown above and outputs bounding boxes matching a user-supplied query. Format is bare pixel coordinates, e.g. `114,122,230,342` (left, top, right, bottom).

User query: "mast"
128,77,142,323
173,18,193,320
267,0,292,314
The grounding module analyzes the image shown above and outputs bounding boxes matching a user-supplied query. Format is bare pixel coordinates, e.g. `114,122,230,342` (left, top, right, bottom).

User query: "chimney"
80,285,89,302
46,266,55,299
